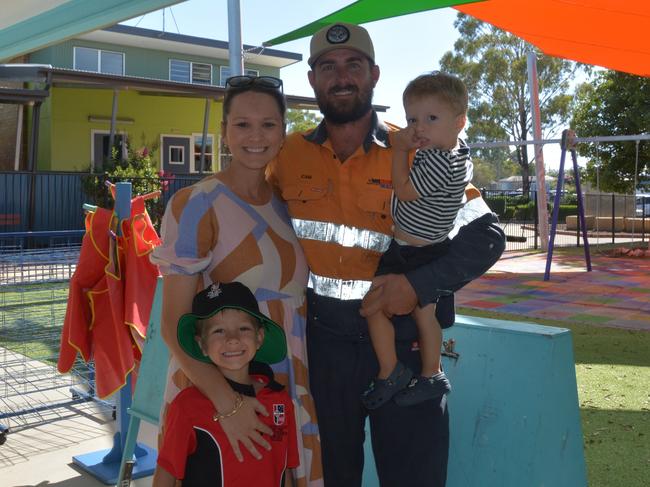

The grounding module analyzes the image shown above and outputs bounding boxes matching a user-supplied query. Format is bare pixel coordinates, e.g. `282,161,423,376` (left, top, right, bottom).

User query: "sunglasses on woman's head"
225,75,283,92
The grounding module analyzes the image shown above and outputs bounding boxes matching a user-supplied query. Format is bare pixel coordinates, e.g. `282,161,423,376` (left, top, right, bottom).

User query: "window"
74,47,124,75
170,60,191,83
169,60,212,84
169,146,185,165
192,63,212,85
193,134,214,172
218,66,259,87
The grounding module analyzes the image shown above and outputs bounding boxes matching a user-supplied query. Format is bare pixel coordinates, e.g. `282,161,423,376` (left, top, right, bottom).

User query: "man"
268,22,505,487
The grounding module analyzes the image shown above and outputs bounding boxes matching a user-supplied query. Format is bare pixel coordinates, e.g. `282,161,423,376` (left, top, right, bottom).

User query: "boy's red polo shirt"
157,363,298,486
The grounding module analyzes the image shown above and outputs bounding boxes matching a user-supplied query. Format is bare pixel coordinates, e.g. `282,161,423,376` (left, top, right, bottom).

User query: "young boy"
362,71,475,409
153,281,298,487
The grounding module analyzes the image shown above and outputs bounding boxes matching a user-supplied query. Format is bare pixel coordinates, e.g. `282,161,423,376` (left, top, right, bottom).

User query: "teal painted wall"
29,39,280,84
41,87,222,172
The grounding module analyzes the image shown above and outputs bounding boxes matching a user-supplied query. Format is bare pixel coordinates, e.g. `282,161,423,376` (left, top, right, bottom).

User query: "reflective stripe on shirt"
291,218,391,253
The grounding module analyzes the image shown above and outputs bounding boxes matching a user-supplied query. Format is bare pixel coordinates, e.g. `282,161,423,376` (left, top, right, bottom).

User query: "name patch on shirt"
367,178,392,189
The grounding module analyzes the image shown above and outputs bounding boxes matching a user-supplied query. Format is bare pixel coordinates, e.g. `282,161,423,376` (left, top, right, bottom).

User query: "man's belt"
307,272,372,300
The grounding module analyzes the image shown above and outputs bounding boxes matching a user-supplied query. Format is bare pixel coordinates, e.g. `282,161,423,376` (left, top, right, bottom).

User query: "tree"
470,157,496,189
439,14,586,196
286,109,321,134
571,72,650,193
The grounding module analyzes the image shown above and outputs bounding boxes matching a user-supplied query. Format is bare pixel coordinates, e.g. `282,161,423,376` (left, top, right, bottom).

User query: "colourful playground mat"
456,250,650,331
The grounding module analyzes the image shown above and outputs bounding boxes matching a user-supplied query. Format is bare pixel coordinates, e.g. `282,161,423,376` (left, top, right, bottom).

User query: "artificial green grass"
458,307,650,487
0,281,69,364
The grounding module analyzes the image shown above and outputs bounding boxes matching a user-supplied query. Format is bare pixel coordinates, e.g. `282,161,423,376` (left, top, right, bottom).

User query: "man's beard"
315,84,374,124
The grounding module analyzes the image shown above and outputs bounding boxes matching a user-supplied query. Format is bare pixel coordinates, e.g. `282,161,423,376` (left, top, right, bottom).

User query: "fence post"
534,190,539,250
611,193,615,245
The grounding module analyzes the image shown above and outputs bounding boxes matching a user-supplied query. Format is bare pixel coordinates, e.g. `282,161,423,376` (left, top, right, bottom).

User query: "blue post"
545,130,592,280
73,182,156,484
544,131,568,280
571,146,592,271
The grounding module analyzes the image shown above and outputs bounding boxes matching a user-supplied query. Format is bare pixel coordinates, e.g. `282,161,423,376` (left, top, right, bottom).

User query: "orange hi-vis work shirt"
268,114,396,283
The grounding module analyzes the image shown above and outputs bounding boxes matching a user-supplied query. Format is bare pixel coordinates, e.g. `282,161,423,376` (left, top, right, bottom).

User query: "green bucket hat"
177,282,287,365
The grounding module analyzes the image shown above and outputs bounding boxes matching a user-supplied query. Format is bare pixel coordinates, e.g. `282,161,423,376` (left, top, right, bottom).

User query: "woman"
151,76,321,486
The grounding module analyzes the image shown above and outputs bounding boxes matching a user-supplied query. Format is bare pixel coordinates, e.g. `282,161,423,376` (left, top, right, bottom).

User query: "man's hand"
219,395,273,462
360,273,418,318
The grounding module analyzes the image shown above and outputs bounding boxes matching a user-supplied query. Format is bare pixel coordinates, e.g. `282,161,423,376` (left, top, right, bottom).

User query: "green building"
2,24,310,174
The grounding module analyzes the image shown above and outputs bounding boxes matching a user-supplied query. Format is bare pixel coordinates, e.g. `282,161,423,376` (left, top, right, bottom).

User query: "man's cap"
308,22,375,67
177,282,287,365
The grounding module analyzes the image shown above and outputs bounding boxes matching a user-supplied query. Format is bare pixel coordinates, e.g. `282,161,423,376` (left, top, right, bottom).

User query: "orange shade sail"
264,0,650,77
456,0,649,77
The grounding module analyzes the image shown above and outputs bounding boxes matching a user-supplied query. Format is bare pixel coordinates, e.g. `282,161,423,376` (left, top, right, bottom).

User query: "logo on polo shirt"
273,404,285,425
367,178,392,189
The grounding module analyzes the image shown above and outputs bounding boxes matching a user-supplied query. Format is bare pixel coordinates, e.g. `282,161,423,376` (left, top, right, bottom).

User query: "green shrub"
553,204,578,221
485,196,507,216
81,142,169,227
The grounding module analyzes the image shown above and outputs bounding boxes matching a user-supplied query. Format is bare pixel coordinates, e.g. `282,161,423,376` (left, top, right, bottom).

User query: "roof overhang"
1,64,388,112
76,25,301,69
0,64,52,104
0,64,321,110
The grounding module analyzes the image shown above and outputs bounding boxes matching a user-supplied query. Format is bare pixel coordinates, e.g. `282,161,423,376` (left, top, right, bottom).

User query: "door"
162,136,191,174
93,132,126,172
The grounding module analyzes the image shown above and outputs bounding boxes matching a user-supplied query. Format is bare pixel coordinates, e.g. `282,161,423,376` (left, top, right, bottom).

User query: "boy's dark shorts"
375,238,455,328
375,239,451,276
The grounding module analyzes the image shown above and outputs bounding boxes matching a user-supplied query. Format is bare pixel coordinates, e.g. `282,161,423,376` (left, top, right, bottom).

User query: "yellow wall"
44,87,222,171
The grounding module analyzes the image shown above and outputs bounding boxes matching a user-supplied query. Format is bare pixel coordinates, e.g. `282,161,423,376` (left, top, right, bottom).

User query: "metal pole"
227,0,244,77
27,102,42,231
107,90,119,168
527,51,549,251
467,133,650,149
611,194,615,245
571,141,592,271
544,131,568,281
199,98,211,174
14,105,23,171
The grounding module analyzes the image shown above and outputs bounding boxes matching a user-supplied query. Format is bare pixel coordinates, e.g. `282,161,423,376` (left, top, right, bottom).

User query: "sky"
122,1,460,124
121,0,569,171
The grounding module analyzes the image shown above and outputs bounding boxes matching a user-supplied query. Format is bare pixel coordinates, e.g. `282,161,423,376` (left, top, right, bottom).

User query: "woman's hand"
218,394,273,462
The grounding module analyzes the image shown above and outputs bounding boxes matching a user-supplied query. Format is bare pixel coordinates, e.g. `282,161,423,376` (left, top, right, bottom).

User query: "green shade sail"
263,0,484,46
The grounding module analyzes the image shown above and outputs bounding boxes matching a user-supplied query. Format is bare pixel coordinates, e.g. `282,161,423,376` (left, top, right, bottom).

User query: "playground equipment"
545,129,592,280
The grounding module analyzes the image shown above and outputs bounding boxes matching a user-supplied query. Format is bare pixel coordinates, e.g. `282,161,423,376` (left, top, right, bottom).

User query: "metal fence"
0,232,116,442
482,189,649,252
1,171,648,250
0,171,202,233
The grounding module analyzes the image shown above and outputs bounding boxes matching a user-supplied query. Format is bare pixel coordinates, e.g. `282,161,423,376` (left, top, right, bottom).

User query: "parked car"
636,194,650,217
